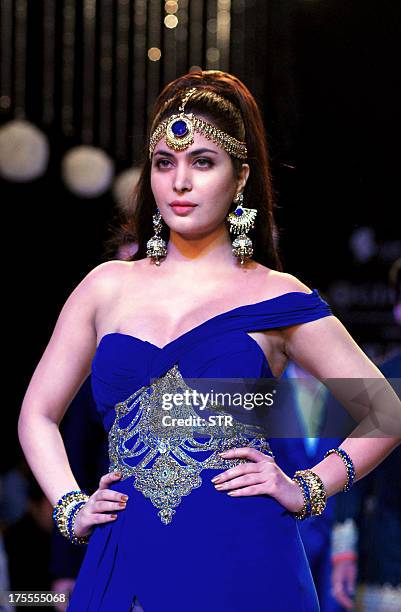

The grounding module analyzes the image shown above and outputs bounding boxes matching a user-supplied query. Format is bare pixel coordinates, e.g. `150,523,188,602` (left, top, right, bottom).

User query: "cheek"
205,171,236,209
150,172,166,202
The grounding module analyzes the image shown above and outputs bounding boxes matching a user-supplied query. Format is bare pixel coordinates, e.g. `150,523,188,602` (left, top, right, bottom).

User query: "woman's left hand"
211,447,305,513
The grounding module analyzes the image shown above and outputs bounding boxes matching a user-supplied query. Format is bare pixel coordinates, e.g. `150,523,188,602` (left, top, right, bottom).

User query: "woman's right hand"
73,471,128,538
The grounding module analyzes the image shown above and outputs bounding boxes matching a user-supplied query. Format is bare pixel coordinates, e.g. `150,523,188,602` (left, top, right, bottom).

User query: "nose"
172,162,192,193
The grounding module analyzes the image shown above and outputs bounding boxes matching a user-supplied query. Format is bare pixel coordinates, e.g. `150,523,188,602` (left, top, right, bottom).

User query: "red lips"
169,200,197,207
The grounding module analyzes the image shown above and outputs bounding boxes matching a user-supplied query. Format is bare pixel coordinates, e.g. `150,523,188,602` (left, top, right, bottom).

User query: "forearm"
18,414,81,506
310,435,401,498
310,373,401,497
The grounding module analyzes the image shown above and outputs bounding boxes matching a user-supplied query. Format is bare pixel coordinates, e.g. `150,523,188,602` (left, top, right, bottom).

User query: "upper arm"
18,261,123,426
270,272,383,380
282,315,384,380
281,315,398,425
272,271,396,424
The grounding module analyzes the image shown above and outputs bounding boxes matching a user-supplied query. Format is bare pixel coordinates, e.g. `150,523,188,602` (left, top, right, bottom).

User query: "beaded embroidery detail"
108,364,273,525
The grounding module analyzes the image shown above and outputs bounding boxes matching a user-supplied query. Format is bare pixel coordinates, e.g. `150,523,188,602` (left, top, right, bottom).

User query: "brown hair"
105,70,283,270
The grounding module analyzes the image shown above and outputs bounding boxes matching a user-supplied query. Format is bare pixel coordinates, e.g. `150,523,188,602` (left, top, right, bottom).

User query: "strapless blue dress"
67,289,333,612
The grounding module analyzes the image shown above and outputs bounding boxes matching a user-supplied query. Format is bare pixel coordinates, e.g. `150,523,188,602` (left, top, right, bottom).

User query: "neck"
159,224,249,273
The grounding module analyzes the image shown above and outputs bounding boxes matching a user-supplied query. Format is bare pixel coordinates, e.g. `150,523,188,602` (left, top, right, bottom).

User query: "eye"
194,158,214,168
155,159,173,168
155,157,214,169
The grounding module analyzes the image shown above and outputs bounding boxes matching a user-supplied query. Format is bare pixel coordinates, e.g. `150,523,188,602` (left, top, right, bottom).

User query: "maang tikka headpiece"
148,87,248,160
147,87,257,266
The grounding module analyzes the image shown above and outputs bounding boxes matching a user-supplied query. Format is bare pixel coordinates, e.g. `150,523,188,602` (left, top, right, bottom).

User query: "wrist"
52,489,90,546
291,469,328,520
292,479,306,513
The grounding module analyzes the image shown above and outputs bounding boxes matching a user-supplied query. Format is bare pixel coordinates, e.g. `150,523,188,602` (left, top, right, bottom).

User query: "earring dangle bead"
226,192,257,265
146,208,167,266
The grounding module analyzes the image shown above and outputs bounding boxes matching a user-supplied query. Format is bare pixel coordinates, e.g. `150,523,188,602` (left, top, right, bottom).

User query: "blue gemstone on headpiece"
172,120,188,137
234,208,243,216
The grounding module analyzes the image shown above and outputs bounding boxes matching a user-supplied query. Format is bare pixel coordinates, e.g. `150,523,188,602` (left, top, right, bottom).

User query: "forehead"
153,129,227,158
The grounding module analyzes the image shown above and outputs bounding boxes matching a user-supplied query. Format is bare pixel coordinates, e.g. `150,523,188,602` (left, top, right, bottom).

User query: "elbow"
17,405,26,440
17,402,57,445
17,406,31,447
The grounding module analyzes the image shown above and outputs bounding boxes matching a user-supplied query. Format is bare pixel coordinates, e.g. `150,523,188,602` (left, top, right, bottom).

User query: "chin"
170,221,215,239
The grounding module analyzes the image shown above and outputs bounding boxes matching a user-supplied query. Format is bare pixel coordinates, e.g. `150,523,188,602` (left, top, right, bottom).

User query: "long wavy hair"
105,70,283,271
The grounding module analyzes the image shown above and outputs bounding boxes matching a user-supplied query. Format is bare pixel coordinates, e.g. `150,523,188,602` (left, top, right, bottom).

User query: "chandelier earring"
226,192,257,265
146,208,167,266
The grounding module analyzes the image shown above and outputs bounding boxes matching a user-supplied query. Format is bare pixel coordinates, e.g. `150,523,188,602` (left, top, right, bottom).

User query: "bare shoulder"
255,267,312,298
84,259,129,286
44,260,131,337
78,259,134,302
268,272,382,380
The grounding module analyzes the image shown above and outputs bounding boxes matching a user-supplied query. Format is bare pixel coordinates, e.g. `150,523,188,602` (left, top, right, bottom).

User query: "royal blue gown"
67,289,333,612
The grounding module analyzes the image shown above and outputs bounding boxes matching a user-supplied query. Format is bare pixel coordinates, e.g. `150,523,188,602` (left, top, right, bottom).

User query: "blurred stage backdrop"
0,0,400,464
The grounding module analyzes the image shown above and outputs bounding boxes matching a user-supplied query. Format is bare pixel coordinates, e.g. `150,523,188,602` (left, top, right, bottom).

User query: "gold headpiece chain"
149,87,248,160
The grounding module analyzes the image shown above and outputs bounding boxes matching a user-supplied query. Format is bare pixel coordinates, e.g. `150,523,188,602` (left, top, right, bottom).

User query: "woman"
18,70,401,612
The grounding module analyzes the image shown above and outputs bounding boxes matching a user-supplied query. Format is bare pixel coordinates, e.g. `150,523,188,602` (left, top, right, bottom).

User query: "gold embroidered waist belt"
108,364,274,525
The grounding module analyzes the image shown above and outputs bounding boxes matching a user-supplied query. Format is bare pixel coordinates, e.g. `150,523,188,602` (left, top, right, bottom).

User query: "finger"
220,447,273,463
212,462,260,484
214,474,264,492
74,505,117,536
98,471,122,489
225,483,268,497
95,489,129,503
92,512,119,524
93,499,128,513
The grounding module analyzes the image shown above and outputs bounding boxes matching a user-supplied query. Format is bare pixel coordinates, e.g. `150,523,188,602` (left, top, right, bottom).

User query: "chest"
96,288,288,378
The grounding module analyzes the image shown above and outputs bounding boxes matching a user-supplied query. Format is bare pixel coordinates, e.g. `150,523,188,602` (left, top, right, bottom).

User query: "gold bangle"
293,469,327,517
292,475,312,520
52,490,90,545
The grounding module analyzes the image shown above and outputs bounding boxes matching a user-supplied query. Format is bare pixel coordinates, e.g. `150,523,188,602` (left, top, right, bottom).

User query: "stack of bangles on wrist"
52,490,90,545
291,447,355,520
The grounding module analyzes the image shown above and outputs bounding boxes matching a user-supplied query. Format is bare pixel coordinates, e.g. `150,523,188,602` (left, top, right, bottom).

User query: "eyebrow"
153,148,218,158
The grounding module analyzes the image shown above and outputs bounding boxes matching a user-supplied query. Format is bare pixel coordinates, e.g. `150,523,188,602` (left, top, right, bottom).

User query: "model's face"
150,126,249,238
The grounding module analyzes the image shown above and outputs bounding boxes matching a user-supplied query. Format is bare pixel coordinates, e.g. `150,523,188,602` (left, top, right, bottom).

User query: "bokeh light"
148,47,161,61
164,14,178,29
206,47,220,63
165,1,178,14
